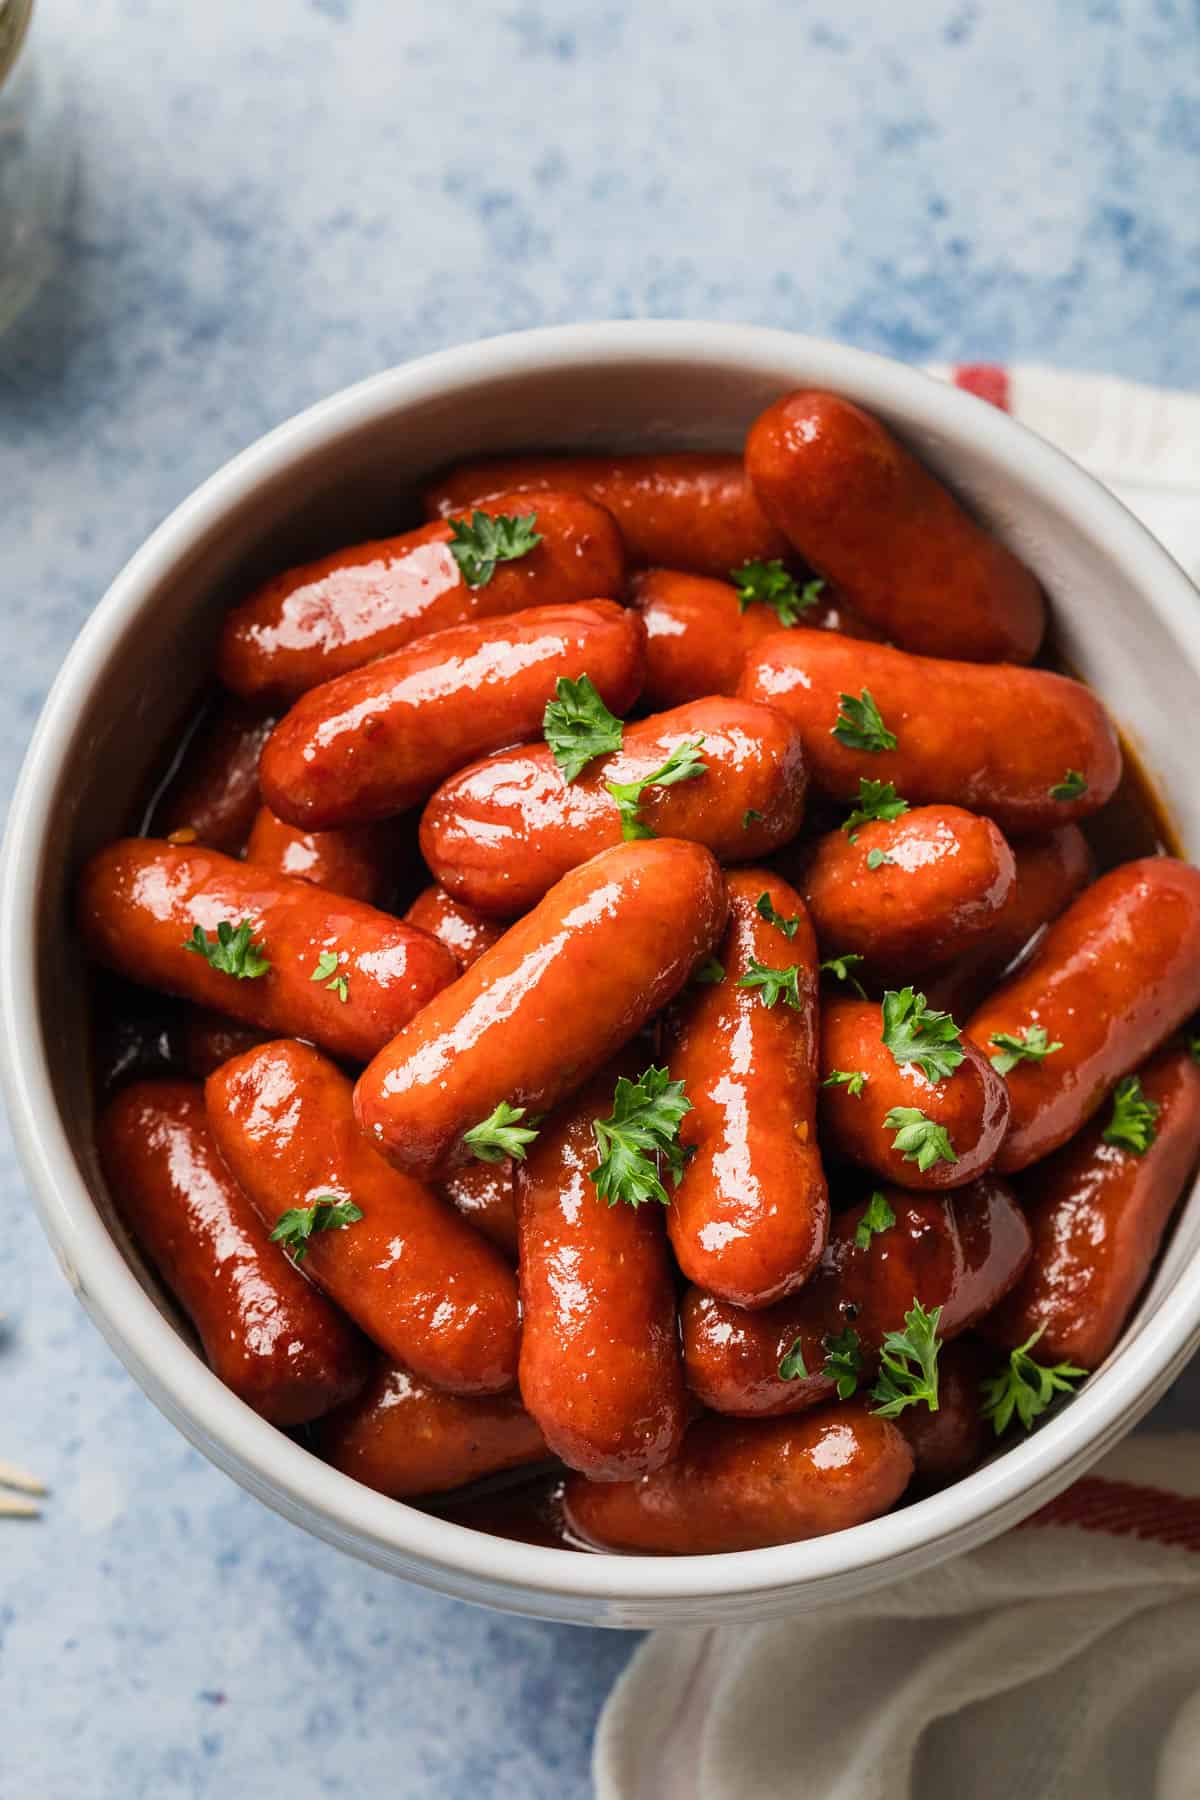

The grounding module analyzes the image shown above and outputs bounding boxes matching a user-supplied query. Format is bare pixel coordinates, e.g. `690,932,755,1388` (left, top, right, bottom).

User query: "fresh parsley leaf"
607,738,706,841
819,952,868,999
590,1066,693,1208
880,987,965,1081
778,1337,810,1381
989,1025,1063,1076
980,1326,1086,1435
884,1106,958,1171
448,509,542,588
269,1194,363,1262
869,1300,943,1417
738,958,802,1011
742,809,764,829
1189,1031,1200,1066
842,778,910,841
854,1190,896,1250
1102,1076,1161,1155
694,956,725,985
755,892,801,940
822,1326,865,1399
823,1068,868,1097
543,675,625,783
183,918,270,980
730,559,824,626
463,1100,541,1164
866,848,896,871
832,688,897,754
1049,769,1088,803
310,948,349,1003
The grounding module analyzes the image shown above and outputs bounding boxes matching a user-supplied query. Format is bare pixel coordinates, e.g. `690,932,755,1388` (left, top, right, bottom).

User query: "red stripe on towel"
1022,1476,1200,1550
953,365,1011,411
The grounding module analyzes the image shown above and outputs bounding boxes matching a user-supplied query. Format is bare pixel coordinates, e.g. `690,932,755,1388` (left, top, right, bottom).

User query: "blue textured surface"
3,0,1200,1794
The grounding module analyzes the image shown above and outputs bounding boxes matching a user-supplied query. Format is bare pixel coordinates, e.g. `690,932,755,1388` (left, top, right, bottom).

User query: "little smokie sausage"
420,696,807,918
900,1338,990,1491
403,885,506,971
98,1080,369,1425
745,390,1045,663
632,567,880,709
259,600,645,830
820,998,1010,1190
786,805,1016,983
967,858,1200,1173
682,1178,1031,1417
664,870,828,1308
985,1044,1200,1367
312,1361,546,1500
207,1039,521,1393
423,452,788,577
439,1159,518,1260
738,633,1120,837
244,807,391,904
176,1009,270,1079
150,696,275,853
516,1064,689,1481
562,1403,914,1554
218,491,626,702
354,838,728,1179
79,840,457,1066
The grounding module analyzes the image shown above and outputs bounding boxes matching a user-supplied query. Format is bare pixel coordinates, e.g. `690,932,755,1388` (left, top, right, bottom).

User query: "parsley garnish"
842,779,910,842
823,1068,867,1097
822,1326,866,1399
730,559,824,626
832,688,897,753
543,675,624,783
738,958,802,1011
755,892,801,940
854,1190,896,1250
778,1338,809,1380
742,809,764,829
607,738,706,841
1189,1031,1200,1065
183,918,270,980
869,1300,942,1417
694,956,725,985
884,1106,958,1171
1102,1076,1160,1155
310,948,348,1003
447,509,542,588
590,1066,693,1208
270,1194,363,1262
880,987,965,1081
980,1327,1086,1434
866,848,896,871
1049,770,1088,803
819,952,867,998
463,1100,541,1164
989,1025,1063,1076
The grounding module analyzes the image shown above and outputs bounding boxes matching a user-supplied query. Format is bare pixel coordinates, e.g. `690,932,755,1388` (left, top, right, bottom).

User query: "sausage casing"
403,885,506,972
244,807,391,904
150,697,275,853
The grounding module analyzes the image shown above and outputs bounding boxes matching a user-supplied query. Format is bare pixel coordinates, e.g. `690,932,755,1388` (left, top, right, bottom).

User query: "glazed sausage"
98,1080,369,1425
206,1039,521,1393
354,838,728,1178
745,390,1045,663
403,885,506,971
738,633,1121,836
176,1008,270,1079
682,1177,1031,1417
665,869,828,1307
516,1063,689,1480
900,1338,990,1491
420,696,807,918
260,601,646,830
312,1361,546,1500
439,1159,518,1259
150,696,275,853
632,568,880,709
561,1402,914,1554
820,998,1010,1190
924,826,1094,1018
244,807,390,903
423,452,788,577
967,858,1200,1172
79,840,457,1066
985,1044,1200,1366
218,491,626,702
785,805,1016,982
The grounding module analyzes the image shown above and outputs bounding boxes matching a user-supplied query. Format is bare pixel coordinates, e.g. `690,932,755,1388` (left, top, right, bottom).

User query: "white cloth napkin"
594,366,1200,1800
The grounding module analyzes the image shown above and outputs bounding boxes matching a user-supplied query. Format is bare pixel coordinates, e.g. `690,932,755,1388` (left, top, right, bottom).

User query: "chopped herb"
854,1190,896,1250
819,952,868,999
183,918,270,980
1189,1031,1200,1066
463,1100,541,1164
778,1338,810,1381
1102,1076,1161,1155
832,688,897,754
607,738,706,840
884,1106,958,1171
869,1300,943,1417
824,1068,868,1097
1049,769,1088,803
730,559,824,625
269,1194,363,1262
310,948,348,1003
737,958,802,1011
742,808,764,829
980,1327,1086,1435
543,675,625,783
822,1326,865,1399
866,847,896,871
842,779,910,842
989,1025,1063,1076
755,892,801,940
590,1066,693,1208
448,509,542,588
880,987,965,1081
694,956,725,985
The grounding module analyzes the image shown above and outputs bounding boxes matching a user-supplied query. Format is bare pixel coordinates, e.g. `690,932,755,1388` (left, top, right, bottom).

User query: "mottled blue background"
2,0,1199,1794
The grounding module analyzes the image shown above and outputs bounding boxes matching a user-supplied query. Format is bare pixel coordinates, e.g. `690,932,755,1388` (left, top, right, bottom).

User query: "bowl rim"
6,319,1200,1608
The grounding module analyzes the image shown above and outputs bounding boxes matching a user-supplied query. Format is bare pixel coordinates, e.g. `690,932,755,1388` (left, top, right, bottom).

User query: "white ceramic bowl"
5,323,1200,1628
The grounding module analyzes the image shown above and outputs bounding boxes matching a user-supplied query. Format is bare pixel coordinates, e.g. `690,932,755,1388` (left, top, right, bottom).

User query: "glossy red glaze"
745,390,1045,663
820,998,1011,1190
354,838,729,1178
420,696,807,918
206,1039,521,1392
681,1177,1032,1417
245,806,389,903
176,1008,270,1080
98,1080,369,1425
260,600,645,830
985,1044,1200,1366
968,858,1200,1172
738,632,1121,836
437,1474,572,1549
218,491,626,702
665,870,828,1307
562,1402,914,1553
78,839,457,1065
150,697,275,853
439,1158,518,1259
403,885,506,972
900,1337,990,1490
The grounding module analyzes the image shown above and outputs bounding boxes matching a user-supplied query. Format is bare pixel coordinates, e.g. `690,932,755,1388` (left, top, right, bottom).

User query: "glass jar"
0,0,72,335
